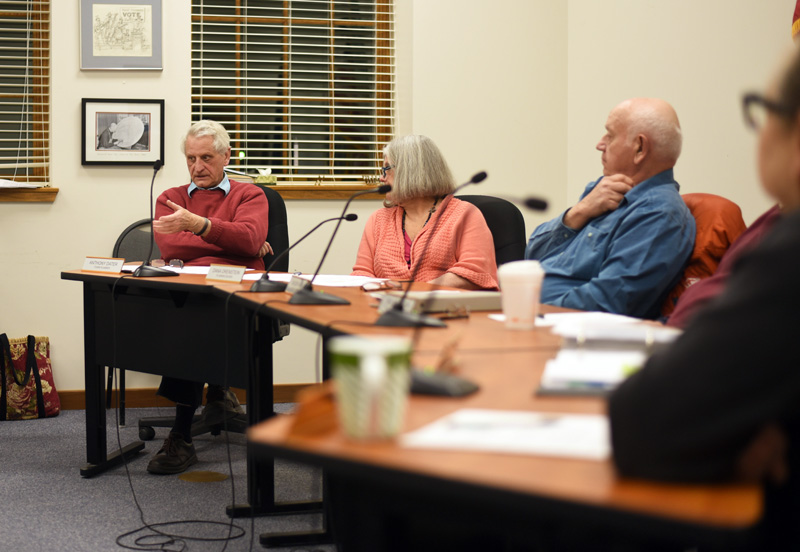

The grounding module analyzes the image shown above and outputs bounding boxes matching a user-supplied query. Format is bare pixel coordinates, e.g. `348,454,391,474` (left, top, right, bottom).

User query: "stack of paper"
534,312,683,396
538,348,646,395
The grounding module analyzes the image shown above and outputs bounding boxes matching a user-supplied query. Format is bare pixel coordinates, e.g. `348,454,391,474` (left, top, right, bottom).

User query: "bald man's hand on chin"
562,174,635,231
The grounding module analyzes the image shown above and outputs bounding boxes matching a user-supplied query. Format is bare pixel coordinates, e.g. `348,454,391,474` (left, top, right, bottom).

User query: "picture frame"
80,0,163,70
81,98,165,166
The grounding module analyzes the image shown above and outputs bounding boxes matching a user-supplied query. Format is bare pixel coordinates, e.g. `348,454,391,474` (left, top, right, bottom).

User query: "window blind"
0,0,49,185
191,0,394,184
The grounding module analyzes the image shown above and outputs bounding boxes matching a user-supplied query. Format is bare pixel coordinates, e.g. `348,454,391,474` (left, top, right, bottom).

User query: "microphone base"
288,287,350,305
249,276,288,292
132,265,179,278
374,308,447,328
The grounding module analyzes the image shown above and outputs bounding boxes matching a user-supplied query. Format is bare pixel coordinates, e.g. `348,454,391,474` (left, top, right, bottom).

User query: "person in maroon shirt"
147,120,270,475
610,48,800,549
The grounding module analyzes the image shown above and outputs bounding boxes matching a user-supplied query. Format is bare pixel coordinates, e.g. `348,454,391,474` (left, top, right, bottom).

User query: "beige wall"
0,1,793,392
567,0,795,223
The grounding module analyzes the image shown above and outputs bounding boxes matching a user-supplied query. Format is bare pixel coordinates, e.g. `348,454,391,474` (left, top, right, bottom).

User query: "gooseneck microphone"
133,160,178,278
249,213,358,292
374,171,487,327
483,193,548,212
288,184,391,305
523,197,549,211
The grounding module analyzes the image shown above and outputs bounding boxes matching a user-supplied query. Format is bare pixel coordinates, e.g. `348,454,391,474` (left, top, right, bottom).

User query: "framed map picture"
81,98,165,165
80,0,163,70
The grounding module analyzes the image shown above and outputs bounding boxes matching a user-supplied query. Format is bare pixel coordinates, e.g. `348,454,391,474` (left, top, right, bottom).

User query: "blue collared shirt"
525,169,695,319
187,174,231,197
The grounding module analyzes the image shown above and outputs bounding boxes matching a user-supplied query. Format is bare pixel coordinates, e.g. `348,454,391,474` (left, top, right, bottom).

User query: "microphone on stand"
133,160,178,278
374,171,487,327
249,213,359,292
522,197,548,211
288,184,392,305
490,194,549,212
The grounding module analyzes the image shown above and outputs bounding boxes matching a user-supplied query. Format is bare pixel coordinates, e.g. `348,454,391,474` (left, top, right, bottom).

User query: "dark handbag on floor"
1,334,60,420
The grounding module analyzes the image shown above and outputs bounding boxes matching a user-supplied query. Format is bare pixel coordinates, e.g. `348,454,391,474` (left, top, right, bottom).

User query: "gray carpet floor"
0,405,336,552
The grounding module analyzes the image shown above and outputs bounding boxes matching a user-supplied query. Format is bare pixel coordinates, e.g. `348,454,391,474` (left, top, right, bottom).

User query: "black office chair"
260,184,290,273
113,218,160,263
136,184,291,441
457,195,527,266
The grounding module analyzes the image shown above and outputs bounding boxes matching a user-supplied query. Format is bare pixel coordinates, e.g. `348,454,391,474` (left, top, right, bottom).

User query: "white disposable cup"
328,336,412,440
497,260,545,330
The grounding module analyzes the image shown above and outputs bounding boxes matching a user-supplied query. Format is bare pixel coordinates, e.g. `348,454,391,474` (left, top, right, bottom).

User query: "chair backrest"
257,184,290,272
113,219,159,261
661,192,747,316
457,195,527,266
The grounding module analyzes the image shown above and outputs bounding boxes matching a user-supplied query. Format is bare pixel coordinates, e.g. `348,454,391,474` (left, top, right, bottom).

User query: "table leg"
227,311,323,519
80,283,144,478
254,326,332,546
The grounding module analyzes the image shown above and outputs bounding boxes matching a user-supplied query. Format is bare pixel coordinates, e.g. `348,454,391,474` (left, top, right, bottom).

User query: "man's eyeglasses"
742,93,795,130
380,164,394,178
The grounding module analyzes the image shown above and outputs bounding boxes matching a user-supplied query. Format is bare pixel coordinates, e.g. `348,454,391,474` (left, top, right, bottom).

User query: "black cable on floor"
108,276,247,551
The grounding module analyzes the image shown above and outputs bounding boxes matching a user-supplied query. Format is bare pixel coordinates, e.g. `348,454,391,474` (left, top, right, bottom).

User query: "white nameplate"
286,275,312,294
206,264,246,283
83,256,125,274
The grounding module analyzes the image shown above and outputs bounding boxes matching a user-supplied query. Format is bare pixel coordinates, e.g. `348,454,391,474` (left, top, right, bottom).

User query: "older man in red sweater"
147,119,270,475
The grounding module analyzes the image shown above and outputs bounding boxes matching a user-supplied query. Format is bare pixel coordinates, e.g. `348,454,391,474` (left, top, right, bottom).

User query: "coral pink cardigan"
352,198,498,289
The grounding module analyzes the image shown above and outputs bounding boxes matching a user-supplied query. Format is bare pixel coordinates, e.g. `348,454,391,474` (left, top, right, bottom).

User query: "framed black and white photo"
80,0,163,70
81,98,164,166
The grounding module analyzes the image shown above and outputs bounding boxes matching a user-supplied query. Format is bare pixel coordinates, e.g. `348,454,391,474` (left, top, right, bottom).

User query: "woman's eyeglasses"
361,280,402,292
742,93,795,130
380,165,394,178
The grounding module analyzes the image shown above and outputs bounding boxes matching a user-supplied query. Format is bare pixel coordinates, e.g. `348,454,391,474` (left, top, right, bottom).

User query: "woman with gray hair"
352,135,498,290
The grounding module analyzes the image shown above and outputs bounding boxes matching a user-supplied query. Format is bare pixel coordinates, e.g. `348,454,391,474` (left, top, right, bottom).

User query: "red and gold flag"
793,0,800,41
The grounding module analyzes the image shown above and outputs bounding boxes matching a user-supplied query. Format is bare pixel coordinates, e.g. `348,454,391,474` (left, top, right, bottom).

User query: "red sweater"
154,180,269,269
352,197,498,289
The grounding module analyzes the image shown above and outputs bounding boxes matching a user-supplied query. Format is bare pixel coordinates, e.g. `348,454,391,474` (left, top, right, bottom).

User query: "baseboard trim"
57,384,316,410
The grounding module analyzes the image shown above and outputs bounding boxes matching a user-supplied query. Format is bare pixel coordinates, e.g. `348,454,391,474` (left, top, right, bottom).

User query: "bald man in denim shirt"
525,98,695,319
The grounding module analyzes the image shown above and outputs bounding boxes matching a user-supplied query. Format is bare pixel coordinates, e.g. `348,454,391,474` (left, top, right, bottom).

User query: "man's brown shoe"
202,388,244,426
146,432,198,475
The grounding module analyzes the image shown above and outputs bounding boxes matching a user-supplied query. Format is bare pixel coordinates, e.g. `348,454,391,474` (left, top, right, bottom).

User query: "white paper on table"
243,272,268,281
489,311,682,345
118,267,369,285
254,273,294,283
543,311,640,327
255,273,387,287
488,311,637,327
401,408,610,460
551,320,681,345
121,264,256,276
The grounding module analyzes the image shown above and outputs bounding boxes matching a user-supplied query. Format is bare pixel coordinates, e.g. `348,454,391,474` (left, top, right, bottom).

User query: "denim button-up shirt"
525,169,695,319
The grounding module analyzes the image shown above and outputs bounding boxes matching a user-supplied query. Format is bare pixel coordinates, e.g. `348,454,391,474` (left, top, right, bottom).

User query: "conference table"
240,285,764,550
61,269,321,518
60,269,488,518
62,269,762,550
